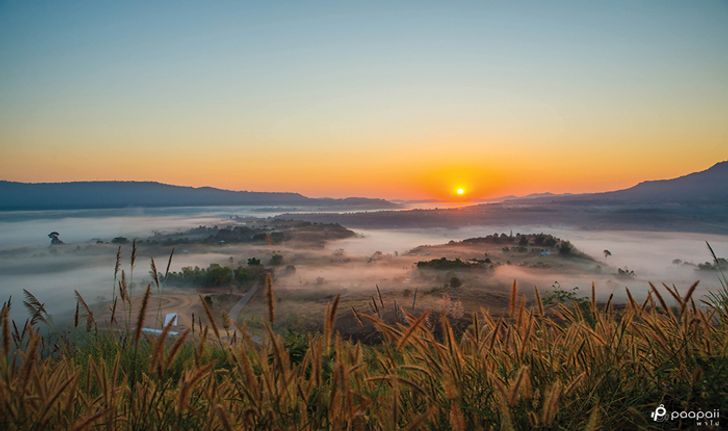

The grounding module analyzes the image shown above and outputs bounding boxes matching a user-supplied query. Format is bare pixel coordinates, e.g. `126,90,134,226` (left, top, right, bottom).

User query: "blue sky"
1,1,726,198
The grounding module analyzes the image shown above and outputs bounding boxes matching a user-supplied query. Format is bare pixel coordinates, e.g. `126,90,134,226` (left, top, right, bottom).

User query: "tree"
558,241,574,256
269,253,284,266
48,231,64,245
603,249,612,259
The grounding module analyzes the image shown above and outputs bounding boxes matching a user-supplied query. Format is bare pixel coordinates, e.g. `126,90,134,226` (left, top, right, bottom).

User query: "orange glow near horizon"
0,145,725,201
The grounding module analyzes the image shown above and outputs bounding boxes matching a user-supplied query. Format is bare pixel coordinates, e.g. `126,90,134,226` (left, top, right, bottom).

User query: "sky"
1,1,727,200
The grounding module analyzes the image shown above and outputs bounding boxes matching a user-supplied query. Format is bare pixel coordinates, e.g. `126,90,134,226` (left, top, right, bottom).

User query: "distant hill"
0,181,397,211
510,161,728,205
281,161,728,234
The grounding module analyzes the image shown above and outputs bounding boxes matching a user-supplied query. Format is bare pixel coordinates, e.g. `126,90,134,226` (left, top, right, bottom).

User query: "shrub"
269,253,284,266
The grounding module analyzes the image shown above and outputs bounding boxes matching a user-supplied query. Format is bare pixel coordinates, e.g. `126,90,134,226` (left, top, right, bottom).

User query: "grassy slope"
2,273,728,430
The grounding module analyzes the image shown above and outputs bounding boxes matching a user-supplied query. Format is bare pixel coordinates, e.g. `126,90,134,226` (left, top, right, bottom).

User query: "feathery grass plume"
681,281,699,314
150,318,176,374
324,294,341,353
705,241,728,310
411,288,418,311
625,287,637,311
591,282,596,313
585,403,601,431
265,272,275,324
533,286,544,316
508,365,529,405
707,241,728,285
71,410,107,431
18,330,39,395
194,326,208,365
23,289,48,326
662,282,682,306
603,292,613,313
1,302,10,357
109,297,118,325
221,310,231,334
163,329,190,372
177,364,212,412
128,283,151,410
11,319,21,348
129,239,137,302
396,311,429,349
74,290,96,332
164,248,175,279
352,306,364,327
34,374,78,427
73,301,79,328
119,269,130,330
371,296,380,317
150,257,162,326
150,258,160,290
118,270,128,302
541,379,562,425
130,239,137,269
112,245,122,298
199,294,221,342
133,284,151,349
404,406,436,431
376,284,384,308
649,282,674,320
509,280,518,318
215,405,235,431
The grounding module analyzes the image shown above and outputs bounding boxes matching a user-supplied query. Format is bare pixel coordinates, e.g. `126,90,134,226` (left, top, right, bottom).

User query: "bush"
417,257,480,270
558,240,574,256
166,263,264,288
269,253,284,266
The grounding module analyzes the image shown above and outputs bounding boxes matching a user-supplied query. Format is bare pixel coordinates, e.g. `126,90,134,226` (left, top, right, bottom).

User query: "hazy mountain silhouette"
508,161,728,205
281,161,728,234
0,181,397,211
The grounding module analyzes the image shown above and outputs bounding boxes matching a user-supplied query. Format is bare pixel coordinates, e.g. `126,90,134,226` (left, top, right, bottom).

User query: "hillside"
0,181,396,211
515,161,728,205
281,161,728,233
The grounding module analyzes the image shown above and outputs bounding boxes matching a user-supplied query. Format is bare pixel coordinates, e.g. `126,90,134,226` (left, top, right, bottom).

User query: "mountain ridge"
506,161,728,205
0,180,397,211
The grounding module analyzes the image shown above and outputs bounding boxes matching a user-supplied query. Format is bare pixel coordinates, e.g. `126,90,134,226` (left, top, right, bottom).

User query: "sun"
456,187,465,196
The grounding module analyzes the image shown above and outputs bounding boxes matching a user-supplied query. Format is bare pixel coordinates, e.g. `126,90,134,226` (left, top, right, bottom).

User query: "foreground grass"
2,269,728,429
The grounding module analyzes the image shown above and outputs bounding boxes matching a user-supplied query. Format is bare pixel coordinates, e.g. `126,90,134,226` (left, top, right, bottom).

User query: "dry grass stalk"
133,284,151,349
1,268,726,430
265,272,275,324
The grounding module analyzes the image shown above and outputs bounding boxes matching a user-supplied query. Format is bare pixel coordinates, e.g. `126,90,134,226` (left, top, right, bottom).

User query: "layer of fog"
329,226,728,303
1,207,727,323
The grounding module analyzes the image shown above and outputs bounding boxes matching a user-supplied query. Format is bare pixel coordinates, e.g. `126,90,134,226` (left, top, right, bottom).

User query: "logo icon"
651,404,668,422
